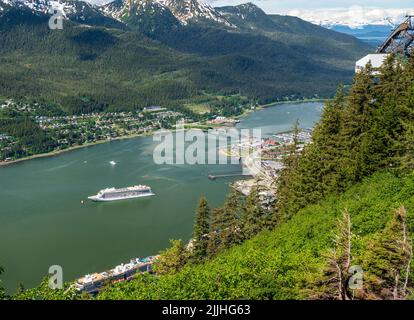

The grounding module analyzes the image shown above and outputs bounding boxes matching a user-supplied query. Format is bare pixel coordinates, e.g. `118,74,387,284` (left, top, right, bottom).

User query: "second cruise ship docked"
88,185,155,202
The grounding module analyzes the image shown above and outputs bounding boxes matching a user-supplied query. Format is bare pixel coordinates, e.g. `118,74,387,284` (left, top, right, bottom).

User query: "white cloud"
206,0,412,12
288,7,414,28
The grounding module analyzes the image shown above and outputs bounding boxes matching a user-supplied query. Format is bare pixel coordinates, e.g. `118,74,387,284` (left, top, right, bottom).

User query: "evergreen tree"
276,119,302,220
154,239,189,275
191,197,210,261
207,190,243,257
0,266,5,300
362,206,413,300
207,208,225,258
242,187,265,239
286,119,301,169
341,62,376,182
394,82,414,172
16,282,24,295
298,87,348,200
220,189,244,246
368,55,407,172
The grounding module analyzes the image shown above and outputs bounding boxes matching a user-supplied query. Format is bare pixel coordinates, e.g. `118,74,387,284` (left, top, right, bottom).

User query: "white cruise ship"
88,185,155,202
75,255,159,294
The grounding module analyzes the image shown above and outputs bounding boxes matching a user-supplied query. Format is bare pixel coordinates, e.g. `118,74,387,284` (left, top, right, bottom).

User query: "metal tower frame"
377,15,414,56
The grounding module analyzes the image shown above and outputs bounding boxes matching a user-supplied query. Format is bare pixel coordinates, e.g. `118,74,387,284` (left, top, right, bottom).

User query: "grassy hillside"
96,172,414,299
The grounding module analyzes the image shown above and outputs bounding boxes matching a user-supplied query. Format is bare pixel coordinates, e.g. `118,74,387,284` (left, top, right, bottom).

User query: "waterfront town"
0,99,186,162
1,97,313,207
230,129,313,208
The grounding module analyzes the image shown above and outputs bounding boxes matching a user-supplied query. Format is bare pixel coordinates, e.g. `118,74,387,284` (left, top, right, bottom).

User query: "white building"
355,53,389,74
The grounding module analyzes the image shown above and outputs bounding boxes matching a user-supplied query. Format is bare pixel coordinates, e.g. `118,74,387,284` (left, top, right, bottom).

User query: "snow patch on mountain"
0,0,99,18
6,0,50,14
102,0,232,26
217,2,267,22
1,0,234,27
157,0,230,25
288,7,414,29
48,1,75,17
0,0,10,12
102,0,169,22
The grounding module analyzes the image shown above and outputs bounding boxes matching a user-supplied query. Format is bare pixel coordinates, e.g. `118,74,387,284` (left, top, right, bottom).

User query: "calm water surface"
0,102,323,292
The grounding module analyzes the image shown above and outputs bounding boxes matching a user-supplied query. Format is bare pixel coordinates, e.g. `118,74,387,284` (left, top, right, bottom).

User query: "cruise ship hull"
76,255,158,294
88,192,155,202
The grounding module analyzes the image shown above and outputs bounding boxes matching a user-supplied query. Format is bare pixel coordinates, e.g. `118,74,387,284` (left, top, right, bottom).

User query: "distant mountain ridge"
100,0,231,26
156,0,231,26
0,0,372,114
0,0,124,27
216,3,281,31
101,0,180,34
0,0,237,28
289,7,412,29
330,24,392,47
1,0,95,17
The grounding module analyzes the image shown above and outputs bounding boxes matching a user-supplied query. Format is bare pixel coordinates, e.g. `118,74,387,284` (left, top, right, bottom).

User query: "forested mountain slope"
0,0,371,113
95,172,414,299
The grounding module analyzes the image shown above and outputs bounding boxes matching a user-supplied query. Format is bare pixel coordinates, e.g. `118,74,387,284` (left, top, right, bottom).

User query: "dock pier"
208,174,251,180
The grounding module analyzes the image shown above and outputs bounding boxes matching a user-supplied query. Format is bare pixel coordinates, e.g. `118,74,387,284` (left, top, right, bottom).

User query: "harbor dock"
208,173,251,180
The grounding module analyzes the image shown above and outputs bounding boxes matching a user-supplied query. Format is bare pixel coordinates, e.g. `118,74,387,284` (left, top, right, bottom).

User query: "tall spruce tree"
154,239,189,275
399,55,414,172
16,282,25,295
191,197,210,261
207,208,225,258
341,62,376,182
362,206,413,300
300,87,348,196
242,187,265,239
207,189,243,257
276,119,302,220
278,93,348,219
398,85,414,172
0,266,5,300
368,55,406,172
